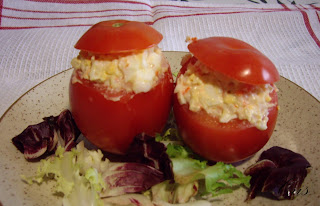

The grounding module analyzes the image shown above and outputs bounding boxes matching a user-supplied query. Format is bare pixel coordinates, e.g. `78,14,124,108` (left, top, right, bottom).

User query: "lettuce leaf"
150,180,199,204
156,128,251,198
22,141,106,206
22,141,166,204
12,110,80,160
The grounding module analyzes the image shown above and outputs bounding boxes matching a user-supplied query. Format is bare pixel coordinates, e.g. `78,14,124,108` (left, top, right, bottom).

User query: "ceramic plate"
0,52,319,206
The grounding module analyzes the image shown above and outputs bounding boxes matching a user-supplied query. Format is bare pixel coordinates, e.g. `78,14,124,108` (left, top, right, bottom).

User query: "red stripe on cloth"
300,10,320,48
0,3,294,30
0,24,93,29
0,10,268,29
299,4,309,10
1,9,274,22
153,4,287,11
1,24,89,29
0,0,3,26
0,9,278,30
26,0,287,12
1,12,151,20
153,10,274,24
279,3,291,11
26,0,151,7
317,11,320,24
2,6,151,14
2,4,287,15
310,4,320,11
0,20,153,29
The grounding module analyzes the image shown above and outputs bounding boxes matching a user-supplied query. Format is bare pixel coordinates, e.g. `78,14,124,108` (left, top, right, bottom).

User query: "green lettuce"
156,128,251,198
150,180,199,204
22,141,106,206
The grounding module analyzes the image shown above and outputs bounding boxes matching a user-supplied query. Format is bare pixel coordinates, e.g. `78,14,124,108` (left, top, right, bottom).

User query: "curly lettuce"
22,142,105,206
156,128,251,198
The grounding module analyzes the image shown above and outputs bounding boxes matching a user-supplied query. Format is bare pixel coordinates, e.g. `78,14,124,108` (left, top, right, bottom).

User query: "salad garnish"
12,110,80,160
14,111,251,205
155,128,251,198
245,146,311,200
22,142,106,206
13,109,311,205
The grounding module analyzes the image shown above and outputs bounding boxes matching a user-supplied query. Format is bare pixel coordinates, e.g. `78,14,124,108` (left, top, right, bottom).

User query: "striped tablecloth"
1,0,320,117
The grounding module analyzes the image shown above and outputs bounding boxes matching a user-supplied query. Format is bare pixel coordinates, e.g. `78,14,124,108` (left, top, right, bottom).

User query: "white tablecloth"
1,0,320,117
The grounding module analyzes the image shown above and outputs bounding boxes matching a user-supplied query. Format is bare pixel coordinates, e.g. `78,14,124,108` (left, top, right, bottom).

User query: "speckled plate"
0,52,319,206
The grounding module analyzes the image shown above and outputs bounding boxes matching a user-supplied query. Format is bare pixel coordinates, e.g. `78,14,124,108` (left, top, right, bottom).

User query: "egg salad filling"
71,46,169,100
174,57,276,130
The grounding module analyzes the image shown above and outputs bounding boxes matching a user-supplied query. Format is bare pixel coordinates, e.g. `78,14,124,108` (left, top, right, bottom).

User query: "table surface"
1,0,320,118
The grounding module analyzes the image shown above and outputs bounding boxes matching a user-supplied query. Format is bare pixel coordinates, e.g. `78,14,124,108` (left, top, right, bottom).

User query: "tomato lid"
75,20,163,54
188,37,280,85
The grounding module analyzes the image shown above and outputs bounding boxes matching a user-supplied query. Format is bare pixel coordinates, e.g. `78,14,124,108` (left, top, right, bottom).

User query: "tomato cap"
75,20,163,54
188,37,280,85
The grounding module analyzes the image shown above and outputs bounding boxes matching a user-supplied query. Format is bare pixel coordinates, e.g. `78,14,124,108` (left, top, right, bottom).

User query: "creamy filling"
174,56,276,130
71,46,168,100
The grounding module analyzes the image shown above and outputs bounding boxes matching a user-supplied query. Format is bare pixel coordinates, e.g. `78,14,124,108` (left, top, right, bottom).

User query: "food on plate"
20,125,250,205
105,129,250,200
69,20,174,154
108,133,174,180
244,146,311,200
13,111,311,205
173,37,280,163
22,141,170,206
153,128,250,200
11,110,80,160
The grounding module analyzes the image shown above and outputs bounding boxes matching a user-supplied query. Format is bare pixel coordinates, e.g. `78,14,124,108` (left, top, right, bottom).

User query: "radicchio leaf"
54,110,80,151
104,133,174,181
102,162,165,197
99,133,174,197
244,146,311,200
12,109,80,160
102,194,154,206
12,117,57,160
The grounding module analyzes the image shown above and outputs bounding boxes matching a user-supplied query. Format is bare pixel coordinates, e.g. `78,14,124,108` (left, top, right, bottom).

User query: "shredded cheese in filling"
71,46,168,100
174,56,276,130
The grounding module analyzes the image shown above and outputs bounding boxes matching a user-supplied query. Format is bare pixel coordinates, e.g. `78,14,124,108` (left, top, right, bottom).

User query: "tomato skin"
69,68,174,154
188,37,280,85
74,20,163,54
173,56,279,163
173,91,278,163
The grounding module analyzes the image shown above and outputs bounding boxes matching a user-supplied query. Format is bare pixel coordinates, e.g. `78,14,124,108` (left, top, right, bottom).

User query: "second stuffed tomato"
69,20,174,154
173,37,279,163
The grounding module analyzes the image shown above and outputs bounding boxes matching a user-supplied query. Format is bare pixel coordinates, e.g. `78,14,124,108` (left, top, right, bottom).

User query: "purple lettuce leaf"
101,194,154,206
99,133,174,197
102,162,165,197
54,109,80,151
12,109,80,160
244,146,311,200
103,133,174,181
12,117,57,160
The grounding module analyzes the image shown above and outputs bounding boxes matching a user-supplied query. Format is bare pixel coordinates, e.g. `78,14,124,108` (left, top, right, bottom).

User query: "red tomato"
69,20,173,154
188,37,280,85
75,20,163,54
70,69,173,154
174,38,279,163
173,90,278,163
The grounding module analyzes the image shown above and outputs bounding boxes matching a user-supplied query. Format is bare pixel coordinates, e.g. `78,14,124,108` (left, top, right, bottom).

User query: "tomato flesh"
70,68,174,154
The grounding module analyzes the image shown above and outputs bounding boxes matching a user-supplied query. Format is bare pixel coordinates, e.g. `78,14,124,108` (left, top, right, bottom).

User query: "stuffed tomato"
173,37,279,163
69,20,174,154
